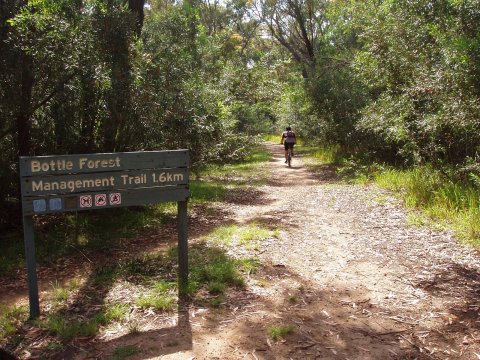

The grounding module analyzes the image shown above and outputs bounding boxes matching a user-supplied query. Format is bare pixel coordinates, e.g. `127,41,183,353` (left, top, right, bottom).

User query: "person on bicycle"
280,126,296,163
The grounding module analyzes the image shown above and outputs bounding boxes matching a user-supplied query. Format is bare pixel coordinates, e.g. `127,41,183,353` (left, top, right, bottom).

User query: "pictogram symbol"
79,195,92,208
49,198,62,211
109,193,121,205
95,194,107,207
33,199,46,213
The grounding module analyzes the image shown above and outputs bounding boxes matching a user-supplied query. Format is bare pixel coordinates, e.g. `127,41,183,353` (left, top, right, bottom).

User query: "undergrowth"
0,305,28,340
373,167,480,243
194,145,272,187
0,204,176,277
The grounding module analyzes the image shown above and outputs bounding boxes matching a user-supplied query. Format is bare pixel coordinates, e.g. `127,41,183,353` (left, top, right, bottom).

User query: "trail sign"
20,150,189,318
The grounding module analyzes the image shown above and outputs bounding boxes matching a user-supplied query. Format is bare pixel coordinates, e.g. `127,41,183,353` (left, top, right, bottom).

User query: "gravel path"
190,142,480,359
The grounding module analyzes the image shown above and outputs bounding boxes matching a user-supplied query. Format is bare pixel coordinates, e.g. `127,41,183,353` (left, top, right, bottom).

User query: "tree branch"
29,73,76,117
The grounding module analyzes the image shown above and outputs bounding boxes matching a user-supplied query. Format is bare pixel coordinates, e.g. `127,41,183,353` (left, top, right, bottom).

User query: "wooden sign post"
19,150,189,318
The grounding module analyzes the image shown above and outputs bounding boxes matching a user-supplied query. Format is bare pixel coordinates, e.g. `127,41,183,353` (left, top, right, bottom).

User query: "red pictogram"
109,193,121,205
79,195,92,208
95,194,107,207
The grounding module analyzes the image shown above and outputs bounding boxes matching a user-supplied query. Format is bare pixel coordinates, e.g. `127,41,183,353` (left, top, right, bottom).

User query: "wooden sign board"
20,150,189,214
19,150,189,318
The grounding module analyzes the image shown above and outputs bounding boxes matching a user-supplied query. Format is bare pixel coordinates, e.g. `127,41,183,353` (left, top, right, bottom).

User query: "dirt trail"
168,143,480,360
4,142,480,359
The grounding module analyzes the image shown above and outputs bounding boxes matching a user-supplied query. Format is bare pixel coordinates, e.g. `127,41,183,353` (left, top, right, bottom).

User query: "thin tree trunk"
17,54,34,156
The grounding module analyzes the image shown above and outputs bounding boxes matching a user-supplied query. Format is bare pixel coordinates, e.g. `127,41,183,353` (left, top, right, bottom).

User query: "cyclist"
280,126,296,163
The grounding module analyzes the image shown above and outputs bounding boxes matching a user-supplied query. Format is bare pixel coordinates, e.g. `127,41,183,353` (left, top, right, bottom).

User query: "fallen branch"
294,343,316,350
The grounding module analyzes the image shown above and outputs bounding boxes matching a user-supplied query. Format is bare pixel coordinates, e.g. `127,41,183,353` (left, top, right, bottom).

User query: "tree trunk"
17,54,34,156
79,72,98,153
128,0,145,36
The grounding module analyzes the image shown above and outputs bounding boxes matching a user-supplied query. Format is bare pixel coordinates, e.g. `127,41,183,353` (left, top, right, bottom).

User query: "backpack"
285,131,295,143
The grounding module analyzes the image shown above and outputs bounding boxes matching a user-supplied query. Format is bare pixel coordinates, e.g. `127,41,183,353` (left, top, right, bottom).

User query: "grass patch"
206,223,278,250
50,277,84,306
190,181,229,203
288,295,298,304
181,244,255,298
45,340,63,352
39,315,100,339
267,325,295,341
98,303,129,324
0,305,28,341
238,224,276,250
51,281,70,304
39,303,129,339
207,281,226,294
206,225,238,245
136,279,177,312
136,295,175,312
197,256,245,288
237,258,261,274
92,265,120,285
120,251,172,278
127,321,140,334
208,295,225,308
111,345,141,360
372,166,480,243
152,280,176,293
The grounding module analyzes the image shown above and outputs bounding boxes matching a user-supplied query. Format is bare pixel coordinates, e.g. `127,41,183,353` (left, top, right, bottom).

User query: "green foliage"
353,0,480,166
299,144,344,165
0,0,258,229
267,325,295,341
0,233,24,276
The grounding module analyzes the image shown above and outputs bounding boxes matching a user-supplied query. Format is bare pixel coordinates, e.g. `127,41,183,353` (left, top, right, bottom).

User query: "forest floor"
2,142,480,359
